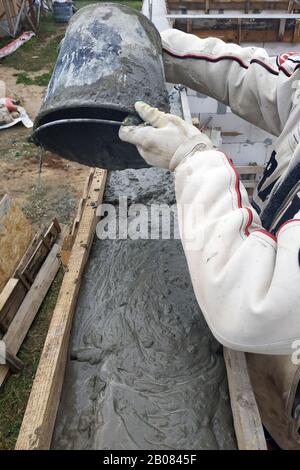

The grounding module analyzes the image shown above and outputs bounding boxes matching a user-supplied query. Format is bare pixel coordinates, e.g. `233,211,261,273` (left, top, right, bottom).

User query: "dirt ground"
0,66,89,230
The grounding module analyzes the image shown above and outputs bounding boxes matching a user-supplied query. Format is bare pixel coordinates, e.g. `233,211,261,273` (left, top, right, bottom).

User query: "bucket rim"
34,102,135,128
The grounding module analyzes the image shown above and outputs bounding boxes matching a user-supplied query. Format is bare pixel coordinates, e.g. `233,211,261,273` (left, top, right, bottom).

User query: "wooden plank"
71,169,94,237
0,278,19,313
0,278,27,334
0,195,32,293
169,12,300,18
61,169,94,268
168,0,293,9
27,0,37,27
288,0,294,12
293,18,300,42
236,165,264,175
247,353,300,449
237,18,242,45
16,169,107,450
193,27,295,42
278,18,286,41
223,348,267,450
0,243,62,388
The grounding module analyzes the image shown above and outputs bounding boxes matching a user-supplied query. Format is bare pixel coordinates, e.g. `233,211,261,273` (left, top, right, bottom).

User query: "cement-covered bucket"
32,3,169,170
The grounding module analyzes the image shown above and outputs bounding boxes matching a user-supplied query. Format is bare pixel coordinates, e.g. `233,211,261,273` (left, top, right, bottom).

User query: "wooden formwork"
16,168,107,450
167,0,300,43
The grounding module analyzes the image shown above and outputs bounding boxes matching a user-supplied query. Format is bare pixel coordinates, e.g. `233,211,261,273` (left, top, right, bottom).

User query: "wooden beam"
192,27,295,42
237,17,242,45
167,0,294,10
288,0,294,12
0,243,62,388
168,13,300,19
61,169,94,268
224,348,267,450
278,18,286,41
0,278,27,335
16,169,107,450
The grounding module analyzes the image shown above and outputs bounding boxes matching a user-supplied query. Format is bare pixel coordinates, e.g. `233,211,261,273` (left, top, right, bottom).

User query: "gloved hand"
119,101,214,171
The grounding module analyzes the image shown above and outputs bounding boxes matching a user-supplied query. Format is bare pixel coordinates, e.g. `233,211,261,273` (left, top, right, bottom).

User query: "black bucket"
32,3,169,170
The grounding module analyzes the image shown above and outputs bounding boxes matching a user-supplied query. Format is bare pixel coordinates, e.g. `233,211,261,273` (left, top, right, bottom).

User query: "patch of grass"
15,71,52,87
0,270,64,450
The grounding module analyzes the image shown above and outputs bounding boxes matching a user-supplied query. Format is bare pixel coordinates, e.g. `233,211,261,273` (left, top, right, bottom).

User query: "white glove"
119,101,214,171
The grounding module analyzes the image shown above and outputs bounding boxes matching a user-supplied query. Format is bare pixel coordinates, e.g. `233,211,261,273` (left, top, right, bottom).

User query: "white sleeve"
174,145,300,354
162,29,293,137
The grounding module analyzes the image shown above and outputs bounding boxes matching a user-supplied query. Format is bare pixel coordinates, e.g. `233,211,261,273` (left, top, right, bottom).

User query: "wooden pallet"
0,0,37,37
0,219,61,334
0,241,63,387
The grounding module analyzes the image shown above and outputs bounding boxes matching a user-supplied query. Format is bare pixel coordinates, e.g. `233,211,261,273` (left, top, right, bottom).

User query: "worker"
119,28,300,355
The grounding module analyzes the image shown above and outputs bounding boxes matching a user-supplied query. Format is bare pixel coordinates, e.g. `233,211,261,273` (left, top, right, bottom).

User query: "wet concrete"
51,89,236,450
52,169,236,450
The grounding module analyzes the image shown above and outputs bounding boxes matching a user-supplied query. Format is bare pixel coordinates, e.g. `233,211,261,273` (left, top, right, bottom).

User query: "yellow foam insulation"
0,195,32,292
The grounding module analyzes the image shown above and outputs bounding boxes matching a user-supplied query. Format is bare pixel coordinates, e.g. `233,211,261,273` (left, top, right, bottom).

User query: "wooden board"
188,26,296,43
223,347,267,450
0,278,27,334
0,195,32,293
60,169,95,268
15,168,107,450
167,0,294,9
247,353,300,450
0,242,62,388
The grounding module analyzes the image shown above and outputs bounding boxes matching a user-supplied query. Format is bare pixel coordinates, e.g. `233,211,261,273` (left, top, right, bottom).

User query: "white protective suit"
162,30,300,354
122,29,300,355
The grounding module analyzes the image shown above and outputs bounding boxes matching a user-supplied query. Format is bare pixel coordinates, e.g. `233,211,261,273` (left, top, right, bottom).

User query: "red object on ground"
0,32,36,60
4,98,18,113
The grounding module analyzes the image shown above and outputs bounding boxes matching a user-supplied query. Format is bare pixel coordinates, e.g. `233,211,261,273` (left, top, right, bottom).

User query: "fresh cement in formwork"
52,88,237,450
